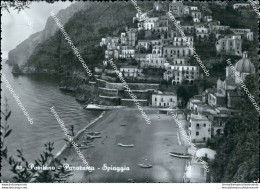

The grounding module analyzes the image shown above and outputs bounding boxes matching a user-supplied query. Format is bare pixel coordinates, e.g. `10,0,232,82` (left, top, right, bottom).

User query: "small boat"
118,143,134,147
78,144,94,149
138,164,152,168
84,104,125,110
86,134,102,139
121,123,126,126
169,152,192,158
85,131,101,135
82,140,93,144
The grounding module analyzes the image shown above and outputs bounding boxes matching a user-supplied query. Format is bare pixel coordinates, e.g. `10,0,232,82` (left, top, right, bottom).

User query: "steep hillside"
209,75,259,182
23,2,153,74
7,1,91,67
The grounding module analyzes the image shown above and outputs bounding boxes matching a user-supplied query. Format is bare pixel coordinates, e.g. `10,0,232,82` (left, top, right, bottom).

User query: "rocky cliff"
7,2,91,67
17,2,153,74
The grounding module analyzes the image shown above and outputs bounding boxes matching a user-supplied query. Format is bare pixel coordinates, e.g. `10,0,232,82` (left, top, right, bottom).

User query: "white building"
183,161,207,183
141,54,166,68
191,11,202,20
196,26,209,39
143,17,159,30
216,35,242,56
230,28,253,41
137,40,151,50
204,16,212,22
152,92,178,108
233,3,250,9
100,37,119,49
152,45,163,56
164,65,199,85
189,114,211,143
133,12,148,23
119,66,143,77
172,36,194,47
119,46,135,59
190,6,198,11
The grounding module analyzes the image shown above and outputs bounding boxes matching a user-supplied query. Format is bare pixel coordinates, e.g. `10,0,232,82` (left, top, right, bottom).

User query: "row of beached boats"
78,131,102,149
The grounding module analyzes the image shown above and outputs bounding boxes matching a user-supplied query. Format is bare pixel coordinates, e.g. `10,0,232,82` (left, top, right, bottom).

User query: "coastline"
61,109,187,183
54,111,107,160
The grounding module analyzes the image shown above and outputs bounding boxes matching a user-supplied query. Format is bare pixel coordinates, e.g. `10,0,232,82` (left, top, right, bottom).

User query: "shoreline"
62,109,187,183
54,111,107,160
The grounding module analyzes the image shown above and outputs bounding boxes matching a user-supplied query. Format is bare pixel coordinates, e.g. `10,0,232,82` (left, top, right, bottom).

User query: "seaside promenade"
63,109,187,183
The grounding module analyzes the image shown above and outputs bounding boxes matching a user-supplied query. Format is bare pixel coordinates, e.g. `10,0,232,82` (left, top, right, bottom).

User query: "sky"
1,1,73,59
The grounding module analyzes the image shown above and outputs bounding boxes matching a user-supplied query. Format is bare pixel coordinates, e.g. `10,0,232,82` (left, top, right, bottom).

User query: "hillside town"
2,0,258,184
86,1,257,182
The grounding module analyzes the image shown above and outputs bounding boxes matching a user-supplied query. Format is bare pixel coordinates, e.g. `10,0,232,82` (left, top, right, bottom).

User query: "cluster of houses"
98,0,254,85
183,51,255,182
187,51,255,143
93,1,256,182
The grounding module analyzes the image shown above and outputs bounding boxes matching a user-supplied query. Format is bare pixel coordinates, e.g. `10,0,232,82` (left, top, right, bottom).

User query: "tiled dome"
234,51,255,74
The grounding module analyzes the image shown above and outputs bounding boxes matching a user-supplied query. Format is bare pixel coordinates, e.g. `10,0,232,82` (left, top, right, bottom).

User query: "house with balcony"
142,54,166,68
163,45,193,61
119,66,143,78
164,65,199,85
119,46,135,59
172,36,194,47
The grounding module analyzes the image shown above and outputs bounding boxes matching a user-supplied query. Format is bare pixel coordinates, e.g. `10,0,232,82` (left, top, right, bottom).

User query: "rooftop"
190,113,209,121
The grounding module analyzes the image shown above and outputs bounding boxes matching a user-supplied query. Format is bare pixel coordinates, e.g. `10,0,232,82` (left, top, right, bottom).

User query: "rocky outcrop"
7,2,91,67
11,63,21,74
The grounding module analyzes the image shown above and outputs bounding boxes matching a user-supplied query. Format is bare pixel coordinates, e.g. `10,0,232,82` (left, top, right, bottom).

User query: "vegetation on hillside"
209,75,259,182
26,2,153,75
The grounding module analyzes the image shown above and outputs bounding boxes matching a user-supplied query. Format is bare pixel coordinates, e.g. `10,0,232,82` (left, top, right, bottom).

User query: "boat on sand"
138,164,152,168
169,152,192,158
118,143,134,147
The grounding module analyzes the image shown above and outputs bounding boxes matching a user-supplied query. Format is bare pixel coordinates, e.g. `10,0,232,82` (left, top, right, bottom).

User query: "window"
204,123,206,127
155,97,157,101
170,98,172,102
196,132,199,136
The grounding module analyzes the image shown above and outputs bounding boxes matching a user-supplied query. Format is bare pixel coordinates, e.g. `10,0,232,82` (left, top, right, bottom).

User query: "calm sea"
1,62,100,179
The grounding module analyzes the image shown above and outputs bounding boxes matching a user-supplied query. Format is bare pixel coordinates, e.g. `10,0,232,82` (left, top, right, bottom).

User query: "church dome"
234,51,255,74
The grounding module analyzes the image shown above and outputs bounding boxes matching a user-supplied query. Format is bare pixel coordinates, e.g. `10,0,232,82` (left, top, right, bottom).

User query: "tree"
1,1,31,13
1,100,72,182
210,75,259,182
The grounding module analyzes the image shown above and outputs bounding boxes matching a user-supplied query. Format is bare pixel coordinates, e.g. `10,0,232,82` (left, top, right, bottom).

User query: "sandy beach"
60,109,188,183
